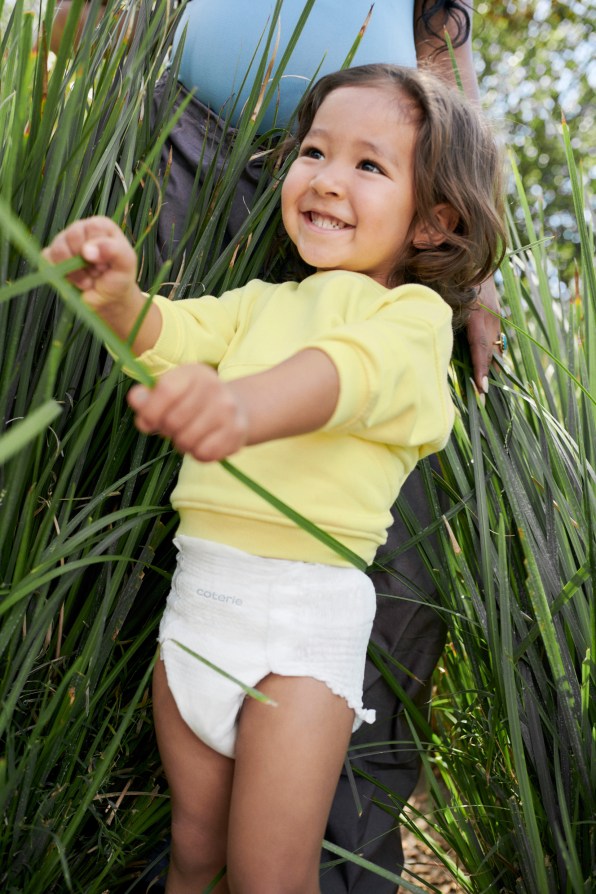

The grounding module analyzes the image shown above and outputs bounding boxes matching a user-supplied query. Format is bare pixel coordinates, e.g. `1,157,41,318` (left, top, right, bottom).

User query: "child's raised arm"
128,349,340,462
43,216,162,354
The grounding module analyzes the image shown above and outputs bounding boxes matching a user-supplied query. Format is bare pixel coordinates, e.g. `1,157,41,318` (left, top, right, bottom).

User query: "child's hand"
42,216,139,313
127,365,249,462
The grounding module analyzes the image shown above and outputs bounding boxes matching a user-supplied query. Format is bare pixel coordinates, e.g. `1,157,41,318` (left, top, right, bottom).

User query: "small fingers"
43,217,115,262
80,233,137,275
43,218,136,288
127,368,248,461
190,427,248,462
127,385,154,432
65,216,122,254
127,383,183,435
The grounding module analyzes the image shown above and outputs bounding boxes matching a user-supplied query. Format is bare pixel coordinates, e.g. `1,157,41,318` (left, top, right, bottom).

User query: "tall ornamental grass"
0,1,594,892
382,139,594,893
0,0,321,890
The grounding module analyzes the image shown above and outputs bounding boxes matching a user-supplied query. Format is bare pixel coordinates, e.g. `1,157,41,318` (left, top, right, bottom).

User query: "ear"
412,203,460,249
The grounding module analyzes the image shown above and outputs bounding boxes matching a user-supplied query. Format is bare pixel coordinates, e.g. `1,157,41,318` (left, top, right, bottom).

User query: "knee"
169,813,226,879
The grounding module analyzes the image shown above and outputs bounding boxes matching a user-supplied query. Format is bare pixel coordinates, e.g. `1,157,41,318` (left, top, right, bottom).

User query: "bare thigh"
227,674,355,894
153,658,234,893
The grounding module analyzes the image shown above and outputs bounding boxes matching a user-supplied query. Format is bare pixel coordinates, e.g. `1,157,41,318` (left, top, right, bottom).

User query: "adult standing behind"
151,0,501,388
48,0,501,391
49,3,503,891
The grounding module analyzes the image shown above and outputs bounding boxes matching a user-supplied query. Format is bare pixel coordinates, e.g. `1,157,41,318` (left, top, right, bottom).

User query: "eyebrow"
305,127,395,162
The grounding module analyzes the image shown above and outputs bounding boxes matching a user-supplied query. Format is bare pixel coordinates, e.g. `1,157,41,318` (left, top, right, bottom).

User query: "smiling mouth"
308,211,351,230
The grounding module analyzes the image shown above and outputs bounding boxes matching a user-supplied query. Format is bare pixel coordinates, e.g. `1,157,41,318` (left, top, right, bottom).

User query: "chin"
303,256,345,271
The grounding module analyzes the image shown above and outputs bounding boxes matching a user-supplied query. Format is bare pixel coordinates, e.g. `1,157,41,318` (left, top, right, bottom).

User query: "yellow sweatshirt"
137,270,455,566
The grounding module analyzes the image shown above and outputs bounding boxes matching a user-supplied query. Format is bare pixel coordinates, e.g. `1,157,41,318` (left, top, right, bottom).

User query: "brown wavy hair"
418,0,471,51
290,64,506,328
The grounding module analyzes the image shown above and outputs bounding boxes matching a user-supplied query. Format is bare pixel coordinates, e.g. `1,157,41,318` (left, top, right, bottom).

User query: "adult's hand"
465,278,502,395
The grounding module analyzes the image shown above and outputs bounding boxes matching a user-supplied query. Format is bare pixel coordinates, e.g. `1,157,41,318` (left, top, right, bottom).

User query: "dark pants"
151,82,447,894
321,468,446,893
151,76,264,268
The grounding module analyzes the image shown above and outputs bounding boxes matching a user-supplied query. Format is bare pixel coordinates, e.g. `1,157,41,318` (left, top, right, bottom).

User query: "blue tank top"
173,0,417,130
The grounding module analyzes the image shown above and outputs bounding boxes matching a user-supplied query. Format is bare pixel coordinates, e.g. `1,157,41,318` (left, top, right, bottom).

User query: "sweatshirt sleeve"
306,284,455,457
135,289,243,376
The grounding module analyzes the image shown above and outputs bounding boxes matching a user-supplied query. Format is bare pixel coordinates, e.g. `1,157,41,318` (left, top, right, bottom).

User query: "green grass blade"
0,400,60,464
169,639,277,706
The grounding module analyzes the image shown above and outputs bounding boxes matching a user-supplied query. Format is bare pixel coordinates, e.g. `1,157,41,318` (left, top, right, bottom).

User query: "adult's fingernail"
471,378,486,407
482,376,489,395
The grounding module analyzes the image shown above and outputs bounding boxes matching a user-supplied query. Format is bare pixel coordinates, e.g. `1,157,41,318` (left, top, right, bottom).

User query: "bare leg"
153,658,234,894
227,674,355,894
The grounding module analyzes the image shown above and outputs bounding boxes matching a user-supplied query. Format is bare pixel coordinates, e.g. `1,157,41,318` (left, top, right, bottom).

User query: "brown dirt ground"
399,778,466,893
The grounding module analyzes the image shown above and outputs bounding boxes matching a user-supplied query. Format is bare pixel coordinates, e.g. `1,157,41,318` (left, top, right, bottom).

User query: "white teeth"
310,212,347,230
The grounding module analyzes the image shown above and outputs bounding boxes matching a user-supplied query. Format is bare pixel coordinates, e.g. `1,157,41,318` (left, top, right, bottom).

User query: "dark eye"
360,159,383,174
300,145,324,160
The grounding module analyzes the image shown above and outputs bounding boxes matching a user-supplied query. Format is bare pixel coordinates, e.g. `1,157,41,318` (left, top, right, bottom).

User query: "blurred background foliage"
473,0,595,279
3,0,593,271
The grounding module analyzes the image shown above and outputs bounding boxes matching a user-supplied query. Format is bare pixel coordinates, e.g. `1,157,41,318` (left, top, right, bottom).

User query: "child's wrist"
99,285,145,335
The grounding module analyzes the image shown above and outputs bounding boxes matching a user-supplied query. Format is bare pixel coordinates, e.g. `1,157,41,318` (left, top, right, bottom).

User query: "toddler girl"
44,64,504,894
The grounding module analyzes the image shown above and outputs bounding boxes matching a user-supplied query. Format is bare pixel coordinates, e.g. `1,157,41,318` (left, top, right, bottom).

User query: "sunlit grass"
0,0,594,891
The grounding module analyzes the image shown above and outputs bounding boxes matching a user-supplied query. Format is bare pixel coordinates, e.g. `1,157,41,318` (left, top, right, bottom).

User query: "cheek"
280,177,300,236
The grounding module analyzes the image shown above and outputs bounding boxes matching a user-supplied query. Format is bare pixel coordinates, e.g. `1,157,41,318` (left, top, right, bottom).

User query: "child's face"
282,84,423,287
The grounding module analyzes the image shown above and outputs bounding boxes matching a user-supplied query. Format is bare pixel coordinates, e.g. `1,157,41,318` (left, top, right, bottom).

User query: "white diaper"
158,535,377,757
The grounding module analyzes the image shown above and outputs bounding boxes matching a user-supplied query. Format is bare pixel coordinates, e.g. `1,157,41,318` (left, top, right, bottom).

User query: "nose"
309,162,345,197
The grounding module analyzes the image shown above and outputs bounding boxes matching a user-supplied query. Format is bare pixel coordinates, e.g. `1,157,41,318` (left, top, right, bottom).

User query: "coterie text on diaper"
197,588,243,606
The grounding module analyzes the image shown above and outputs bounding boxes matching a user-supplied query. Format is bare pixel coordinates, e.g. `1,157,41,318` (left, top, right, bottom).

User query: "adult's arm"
414,0,480,98
47,0,108,54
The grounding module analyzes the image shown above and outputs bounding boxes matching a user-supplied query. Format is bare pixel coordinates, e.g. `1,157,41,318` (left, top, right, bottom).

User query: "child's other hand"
127,365,249,462
42,217,139,311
